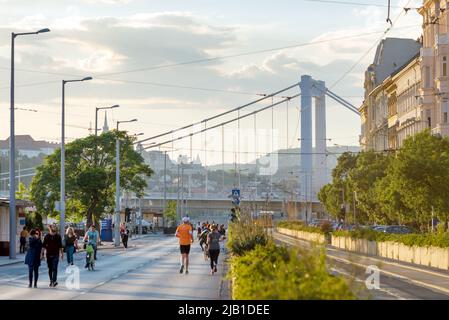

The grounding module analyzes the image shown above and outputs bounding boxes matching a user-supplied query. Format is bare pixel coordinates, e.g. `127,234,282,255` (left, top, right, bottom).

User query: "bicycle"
85,242,95,271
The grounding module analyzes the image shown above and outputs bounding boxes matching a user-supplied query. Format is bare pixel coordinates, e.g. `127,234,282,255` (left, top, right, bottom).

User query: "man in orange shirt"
175,216,194,274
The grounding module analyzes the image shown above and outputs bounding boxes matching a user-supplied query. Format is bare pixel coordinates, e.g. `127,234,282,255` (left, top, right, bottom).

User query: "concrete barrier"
279,227,449,270
277,227,326,244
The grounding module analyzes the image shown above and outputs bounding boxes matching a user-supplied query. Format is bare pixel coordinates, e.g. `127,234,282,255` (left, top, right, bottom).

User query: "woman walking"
64,227,78,266
207,224,224,275
24,229,43,288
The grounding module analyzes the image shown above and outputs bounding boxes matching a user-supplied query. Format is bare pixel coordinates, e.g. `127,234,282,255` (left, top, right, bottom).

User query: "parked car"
383,225,413,234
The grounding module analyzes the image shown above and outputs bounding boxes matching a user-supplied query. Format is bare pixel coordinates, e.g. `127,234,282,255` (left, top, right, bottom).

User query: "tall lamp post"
115,119,137,247
60,76,92,235
9,28,50,259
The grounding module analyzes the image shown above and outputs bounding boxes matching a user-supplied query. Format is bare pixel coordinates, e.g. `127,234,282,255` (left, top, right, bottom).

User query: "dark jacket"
24,237,43,267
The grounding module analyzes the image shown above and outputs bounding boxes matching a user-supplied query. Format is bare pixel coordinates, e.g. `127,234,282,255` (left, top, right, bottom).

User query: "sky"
0,0,423,165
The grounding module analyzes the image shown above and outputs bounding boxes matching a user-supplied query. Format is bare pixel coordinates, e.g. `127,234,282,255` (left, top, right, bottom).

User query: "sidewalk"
0,235,153,267
0,253,26,267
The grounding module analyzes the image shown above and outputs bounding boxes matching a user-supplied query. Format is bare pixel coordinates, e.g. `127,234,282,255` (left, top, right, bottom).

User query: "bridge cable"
143,94,300,150
135,83,299,144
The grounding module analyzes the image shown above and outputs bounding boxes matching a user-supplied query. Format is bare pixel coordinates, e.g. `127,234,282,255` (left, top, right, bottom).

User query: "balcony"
431,123,449,137
388,114,399,128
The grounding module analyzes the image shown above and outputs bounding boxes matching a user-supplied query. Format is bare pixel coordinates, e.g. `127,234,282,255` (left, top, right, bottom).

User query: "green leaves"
319,131,449,231
30,130,153,225
231,242,355,300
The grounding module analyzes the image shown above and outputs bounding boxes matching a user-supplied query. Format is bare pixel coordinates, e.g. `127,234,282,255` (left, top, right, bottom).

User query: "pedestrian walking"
207,224,225,275
64,227,78,266
175,216,194,275
20,226,28,253
24,229,42,288
41,224,63,288
120,223,129,249
84,225,99,260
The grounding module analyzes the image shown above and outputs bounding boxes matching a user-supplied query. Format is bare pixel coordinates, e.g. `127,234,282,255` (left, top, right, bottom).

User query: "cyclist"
175,216,194,274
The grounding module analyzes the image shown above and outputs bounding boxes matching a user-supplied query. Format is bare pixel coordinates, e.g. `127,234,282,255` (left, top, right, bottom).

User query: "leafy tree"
385,131,449,231
163,200,177,227
30,130,153,227
318,183,345,221
16,182,30,200
348,151,390,224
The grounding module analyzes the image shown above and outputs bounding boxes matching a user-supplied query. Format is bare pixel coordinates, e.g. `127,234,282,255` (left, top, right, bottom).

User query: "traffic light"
125,208,131,222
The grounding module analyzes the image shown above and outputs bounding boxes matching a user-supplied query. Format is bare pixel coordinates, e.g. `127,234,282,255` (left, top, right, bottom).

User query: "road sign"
231,188,240,205
54,201,60,212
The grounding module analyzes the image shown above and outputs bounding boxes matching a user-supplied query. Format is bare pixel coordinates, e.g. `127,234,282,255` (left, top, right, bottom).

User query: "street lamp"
95,104,119,137
9,27,50,259
60,76,92,235
115,119,137,247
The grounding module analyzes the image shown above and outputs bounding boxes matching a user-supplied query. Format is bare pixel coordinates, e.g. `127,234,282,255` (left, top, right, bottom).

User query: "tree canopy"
319,131,449,231
30,130,153,227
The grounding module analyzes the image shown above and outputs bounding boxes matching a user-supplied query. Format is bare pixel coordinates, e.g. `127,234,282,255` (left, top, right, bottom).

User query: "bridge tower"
299,75,327,222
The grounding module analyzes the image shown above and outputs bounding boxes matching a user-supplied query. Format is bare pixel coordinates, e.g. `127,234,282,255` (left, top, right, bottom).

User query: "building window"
443,56,447,77
444,102,448,123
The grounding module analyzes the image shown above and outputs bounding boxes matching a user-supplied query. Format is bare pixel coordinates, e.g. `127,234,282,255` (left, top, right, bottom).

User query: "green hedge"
277,221,449,248
226,221,268,256
276,220,324,234
231,242,355,300
333,228,449,248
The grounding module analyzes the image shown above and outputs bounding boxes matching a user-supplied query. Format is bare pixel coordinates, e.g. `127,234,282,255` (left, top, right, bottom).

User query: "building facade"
360,38,422,151
419,0,449,138
0,135,58,158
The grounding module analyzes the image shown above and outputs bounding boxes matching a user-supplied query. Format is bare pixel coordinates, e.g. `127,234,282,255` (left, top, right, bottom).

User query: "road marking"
275,232,449,279
329,267,406,300
274,232,449,296
326,246,449,279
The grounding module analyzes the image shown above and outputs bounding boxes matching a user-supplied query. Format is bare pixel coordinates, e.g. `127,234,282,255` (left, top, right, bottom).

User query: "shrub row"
277,220,449,248
332,228,449,248
227,221,355,300
230,242,355,300
276,220,325,234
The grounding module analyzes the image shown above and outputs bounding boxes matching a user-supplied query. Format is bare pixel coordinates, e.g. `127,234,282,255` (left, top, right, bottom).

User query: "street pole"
353,191,357,225
163,151,167,214
9,29,50,259
181,165,184,217
60,77,92,235
114,118,137,246
60,80,66,235
9,33,16,259
138,197,142,237
115,138,120,246
177,162,180,221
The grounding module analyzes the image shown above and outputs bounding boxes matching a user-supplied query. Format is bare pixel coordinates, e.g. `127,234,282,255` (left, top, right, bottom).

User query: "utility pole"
177,162,180,220
114,119,137,247
163,151,167,215
353,190,357,225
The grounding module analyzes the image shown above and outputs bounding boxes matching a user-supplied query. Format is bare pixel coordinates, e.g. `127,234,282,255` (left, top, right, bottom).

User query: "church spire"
103,111,109,133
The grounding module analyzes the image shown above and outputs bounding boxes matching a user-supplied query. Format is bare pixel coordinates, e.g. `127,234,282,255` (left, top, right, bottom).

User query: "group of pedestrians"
175,217,226,276
23,223,100,288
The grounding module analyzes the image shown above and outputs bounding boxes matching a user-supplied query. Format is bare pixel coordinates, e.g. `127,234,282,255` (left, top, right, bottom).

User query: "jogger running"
175,216,194,275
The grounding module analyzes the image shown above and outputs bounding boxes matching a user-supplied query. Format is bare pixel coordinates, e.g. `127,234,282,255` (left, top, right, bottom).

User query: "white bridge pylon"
298,75,359,221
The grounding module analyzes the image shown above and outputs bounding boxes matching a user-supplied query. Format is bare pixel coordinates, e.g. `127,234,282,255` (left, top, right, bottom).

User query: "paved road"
0,234,228,300
273,231,449,300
